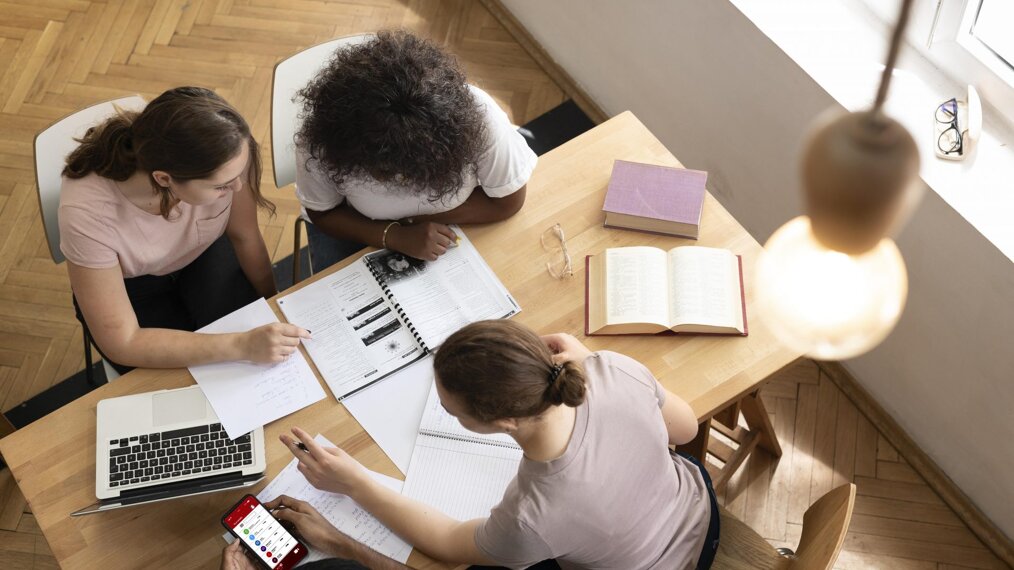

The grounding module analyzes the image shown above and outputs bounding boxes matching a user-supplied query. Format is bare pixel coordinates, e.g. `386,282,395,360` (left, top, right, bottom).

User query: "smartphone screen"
222,495,307,570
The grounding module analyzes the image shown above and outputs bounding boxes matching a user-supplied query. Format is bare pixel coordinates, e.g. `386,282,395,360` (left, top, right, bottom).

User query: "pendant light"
756,0,922,360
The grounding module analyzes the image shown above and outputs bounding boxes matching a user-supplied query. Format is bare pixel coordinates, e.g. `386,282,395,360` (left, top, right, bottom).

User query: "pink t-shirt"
58,173,233,278
475,351,712,570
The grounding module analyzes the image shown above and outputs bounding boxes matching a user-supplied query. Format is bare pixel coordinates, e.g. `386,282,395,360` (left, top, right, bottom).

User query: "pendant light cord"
872,0,915,116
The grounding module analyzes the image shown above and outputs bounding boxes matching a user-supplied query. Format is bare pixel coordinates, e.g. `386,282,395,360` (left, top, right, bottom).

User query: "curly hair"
295,30,487,201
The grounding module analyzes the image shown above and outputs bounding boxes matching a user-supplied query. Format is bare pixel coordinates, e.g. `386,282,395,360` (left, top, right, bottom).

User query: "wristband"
381,221,401,249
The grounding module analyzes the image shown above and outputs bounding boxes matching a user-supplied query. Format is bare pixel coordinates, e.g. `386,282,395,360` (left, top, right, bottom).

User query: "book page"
252,435,412,564
364,227,520,349
667,246,743,330
277,262,426,400
604,247,670,326
189,299,326,440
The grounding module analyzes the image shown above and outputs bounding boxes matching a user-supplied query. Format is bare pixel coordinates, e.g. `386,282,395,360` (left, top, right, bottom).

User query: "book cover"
602,160,707,225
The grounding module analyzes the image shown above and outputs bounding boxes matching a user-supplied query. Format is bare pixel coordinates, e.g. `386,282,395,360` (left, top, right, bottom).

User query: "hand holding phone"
222,494,307,570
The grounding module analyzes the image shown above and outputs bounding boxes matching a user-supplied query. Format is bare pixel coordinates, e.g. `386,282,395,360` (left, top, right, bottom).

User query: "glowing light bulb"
756,216,907,360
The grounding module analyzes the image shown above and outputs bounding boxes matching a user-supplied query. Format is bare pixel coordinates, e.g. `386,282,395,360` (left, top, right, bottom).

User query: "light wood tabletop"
0,111,801,569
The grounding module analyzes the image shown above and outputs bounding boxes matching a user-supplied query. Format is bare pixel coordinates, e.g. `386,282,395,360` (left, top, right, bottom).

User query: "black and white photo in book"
364,250,427,283
276,227,520,401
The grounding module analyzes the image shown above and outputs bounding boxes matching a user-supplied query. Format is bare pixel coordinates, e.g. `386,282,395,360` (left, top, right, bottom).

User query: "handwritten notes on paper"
189,298,326,440
257,435,412,564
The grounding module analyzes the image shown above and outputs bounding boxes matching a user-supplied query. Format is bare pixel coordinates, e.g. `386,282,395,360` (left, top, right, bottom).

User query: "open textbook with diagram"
277,227,519,401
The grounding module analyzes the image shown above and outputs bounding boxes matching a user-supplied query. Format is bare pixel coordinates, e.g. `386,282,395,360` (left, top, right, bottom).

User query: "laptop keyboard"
107,423,254,488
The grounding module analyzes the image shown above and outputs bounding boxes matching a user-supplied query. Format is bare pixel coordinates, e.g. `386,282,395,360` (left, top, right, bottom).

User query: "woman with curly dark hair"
294,31,537,266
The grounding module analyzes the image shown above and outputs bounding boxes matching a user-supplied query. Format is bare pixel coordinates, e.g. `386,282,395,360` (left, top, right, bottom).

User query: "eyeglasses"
540,223,573,279
935,98,963,156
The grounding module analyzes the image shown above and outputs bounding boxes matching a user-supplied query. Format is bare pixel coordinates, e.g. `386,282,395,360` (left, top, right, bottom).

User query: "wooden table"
0,111,801,569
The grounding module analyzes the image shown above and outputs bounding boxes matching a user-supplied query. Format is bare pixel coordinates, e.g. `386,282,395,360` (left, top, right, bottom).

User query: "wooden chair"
270,33,372,285
714,483,856,570
33,95,147,384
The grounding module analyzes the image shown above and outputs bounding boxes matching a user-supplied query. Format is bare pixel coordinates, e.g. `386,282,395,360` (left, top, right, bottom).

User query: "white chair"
271,33,373,285
34,95,147,383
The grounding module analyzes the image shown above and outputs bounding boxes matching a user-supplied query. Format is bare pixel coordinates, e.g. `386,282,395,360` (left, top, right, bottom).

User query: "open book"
586,245,747,336
401,381,522,521
277,228,519,400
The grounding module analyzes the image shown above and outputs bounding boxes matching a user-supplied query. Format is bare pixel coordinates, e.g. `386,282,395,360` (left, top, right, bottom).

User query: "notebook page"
417,380,520,449
401,434,522,521
277,262,426,400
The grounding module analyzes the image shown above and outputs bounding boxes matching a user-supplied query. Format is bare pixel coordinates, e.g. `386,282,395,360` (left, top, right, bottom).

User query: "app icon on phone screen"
223,495,306,569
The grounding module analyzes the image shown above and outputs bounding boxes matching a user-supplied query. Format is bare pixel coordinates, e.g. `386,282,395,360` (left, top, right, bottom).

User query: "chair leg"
293,217,305,286
83,324,95,386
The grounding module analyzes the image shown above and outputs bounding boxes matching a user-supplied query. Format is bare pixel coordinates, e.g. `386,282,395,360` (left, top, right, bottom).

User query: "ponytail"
61,87,274,220
63,110,139,181
434,320,587,422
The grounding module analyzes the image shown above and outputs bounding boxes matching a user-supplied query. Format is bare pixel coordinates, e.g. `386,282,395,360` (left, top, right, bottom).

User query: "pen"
296,442,309,453
448,234,461,248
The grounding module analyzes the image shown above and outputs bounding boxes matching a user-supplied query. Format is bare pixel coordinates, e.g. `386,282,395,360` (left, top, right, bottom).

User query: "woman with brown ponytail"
267,320,719,570
60,87,309,374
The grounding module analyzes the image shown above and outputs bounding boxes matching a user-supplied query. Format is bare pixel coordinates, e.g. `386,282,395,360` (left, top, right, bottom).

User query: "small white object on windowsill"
934,85,983,161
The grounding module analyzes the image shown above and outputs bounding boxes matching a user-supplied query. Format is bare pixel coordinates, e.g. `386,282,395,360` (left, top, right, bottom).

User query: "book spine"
418,429,521,450
364,257,431,354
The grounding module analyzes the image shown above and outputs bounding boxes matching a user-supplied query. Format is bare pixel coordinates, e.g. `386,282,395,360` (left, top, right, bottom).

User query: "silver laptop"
72,385,266,516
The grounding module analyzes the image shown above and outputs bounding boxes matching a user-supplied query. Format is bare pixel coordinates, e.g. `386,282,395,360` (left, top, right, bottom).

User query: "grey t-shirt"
475,351,711,570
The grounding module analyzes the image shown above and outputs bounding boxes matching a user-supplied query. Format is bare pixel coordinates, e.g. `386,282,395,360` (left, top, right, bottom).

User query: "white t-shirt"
294,86,537,220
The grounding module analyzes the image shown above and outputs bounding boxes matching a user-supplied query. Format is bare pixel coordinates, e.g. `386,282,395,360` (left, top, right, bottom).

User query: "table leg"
713,400,742,431
739,390,782,457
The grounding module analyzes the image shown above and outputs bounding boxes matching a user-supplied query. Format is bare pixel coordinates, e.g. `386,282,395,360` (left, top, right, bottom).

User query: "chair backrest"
33,95,147,264
790,483,857,570
270,34,373,188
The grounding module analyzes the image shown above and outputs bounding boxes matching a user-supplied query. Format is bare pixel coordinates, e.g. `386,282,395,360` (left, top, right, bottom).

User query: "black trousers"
74,234,260,375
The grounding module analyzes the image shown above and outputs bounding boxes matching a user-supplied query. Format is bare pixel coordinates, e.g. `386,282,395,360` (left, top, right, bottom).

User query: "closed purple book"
602,160,707,239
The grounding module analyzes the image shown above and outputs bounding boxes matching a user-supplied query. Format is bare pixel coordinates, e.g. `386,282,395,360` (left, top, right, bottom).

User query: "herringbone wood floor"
0,1,1007,569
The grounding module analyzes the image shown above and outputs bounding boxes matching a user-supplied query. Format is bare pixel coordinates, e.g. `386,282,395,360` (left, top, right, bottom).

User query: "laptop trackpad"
152,388,208,427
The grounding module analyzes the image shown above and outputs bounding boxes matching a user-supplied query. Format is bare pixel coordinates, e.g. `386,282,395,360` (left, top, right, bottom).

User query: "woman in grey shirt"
267,320,719,569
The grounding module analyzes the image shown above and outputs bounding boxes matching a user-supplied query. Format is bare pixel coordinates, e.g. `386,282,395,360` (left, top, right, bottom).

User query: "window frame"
852,0,1014,129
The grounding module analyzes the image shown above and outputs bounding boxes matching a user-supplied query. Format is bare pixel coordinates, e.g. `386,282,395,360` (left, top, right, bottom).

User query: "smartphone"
222,494,308,570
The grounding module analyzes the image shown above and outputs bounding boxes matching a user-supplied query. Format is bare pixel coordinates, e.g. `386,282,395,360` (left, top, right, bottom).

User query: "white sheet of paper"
342,356,433,475
257,435,412,565
189,298,326,440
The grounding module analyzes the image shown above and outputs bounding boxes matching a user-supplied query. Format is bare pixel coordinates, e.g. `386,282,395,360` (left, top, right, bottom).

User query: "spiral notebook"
276,227,519,401
402,381,522,521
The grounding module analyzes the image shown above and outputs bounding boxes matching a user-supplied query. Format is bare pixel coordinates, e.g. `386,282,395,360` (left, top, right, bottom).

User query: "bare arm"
280,429,497,565
225,181,276,298
263,497,412,570
306,204,458,262
69,262,307,368
660,388,699,446
412,186,527,225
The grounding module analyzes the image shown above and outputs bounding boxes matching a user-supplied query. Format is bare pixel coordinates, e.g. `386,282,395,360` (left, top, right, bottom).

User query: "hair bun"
545,361,586,407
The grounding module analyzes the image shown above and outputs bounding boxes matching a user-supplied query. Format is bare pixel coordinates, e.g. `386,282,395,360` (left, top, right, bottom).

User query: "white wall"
502,0,1014,537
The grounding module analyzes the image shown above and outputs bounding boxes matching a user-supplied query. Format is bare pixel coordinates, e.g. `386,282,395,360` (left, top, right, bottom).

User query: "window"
962,0,1014,78
852,0,1014,129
